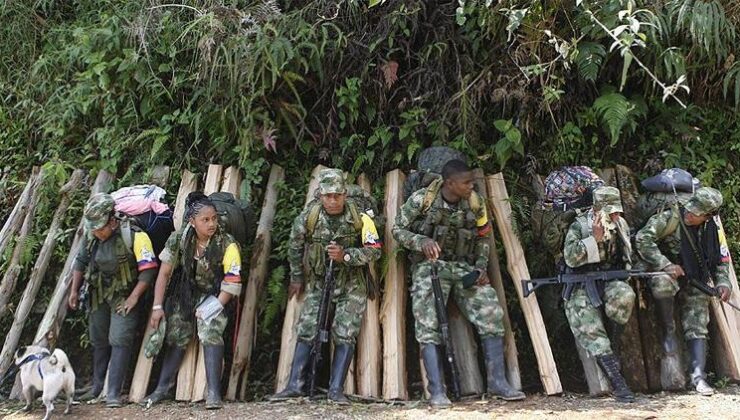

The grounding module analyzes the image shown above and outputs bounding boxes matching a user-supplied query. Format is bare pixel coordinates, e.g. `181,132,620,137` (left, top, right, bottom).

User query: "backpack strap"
306,201,322,239
659,206,681,241
116,217,138,257
421,178,444,214
347,201,363,233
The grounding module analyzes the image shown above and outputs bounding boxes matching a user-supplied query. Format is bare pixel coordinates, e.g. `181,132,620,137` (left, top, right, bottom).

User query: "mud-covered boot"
269,340,312,401
79,346,110,401
688,339,714,396
203,345,224,409
142,345,186,406
327,344,354,405
655,297,686,390
106,346,132,408
420,344,451,408
596,353,635,403
481,337,526,401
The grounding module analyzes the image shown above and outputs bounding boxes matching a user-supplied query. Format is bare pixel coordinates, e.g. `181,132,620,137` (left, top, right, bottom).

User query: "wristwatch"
343,252,351,263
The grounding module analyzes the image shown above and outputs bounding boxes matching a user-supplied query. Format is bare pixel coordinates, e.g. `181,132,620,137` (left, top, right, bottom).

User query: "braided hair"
185,191,216,221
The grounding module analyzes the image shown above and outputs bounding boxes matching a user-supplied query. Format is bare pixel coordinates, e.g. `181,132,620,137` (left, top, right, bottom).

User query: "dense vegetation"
1,0,738,395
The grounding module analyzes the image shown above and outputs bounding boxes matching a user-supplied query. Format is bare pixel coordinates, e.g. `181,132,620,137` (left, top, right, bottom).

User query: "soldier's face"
321,193,346,215
190,206,219,238
448,171,475,199
684,211,711,226
92,218,116,241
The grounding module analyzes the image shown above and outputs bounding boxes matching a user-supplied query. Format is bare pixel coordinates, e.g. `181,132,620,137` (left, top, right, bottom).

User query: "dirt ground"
2,385,739,420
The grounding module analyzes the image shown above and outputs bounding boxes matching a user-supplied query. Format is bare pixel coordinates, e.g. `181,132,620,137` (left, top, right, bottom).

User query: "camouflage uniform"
562,187,635,357
158,227,242,348
289,169,382,346
636,187,731,340
392,181,502,345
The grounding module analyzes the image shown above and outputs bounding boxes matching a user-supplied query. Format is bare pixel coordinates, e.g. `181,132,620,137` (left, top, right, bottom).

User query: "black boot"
420,344,451,408
203,345,224,409
688,339,714,396
269,340,312,401
79,346,110,401
607,319,626,358
327,344,354,405
481,337,526,401
142,345,186,406
655,297,685,389
596,353,635,402
106,346,132,408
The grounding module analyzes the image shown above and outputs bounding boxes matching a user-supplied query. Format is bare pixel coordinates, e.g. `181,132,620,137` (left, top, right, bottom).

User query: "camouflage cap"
318,168,346,195
685,187,723,216
593,186,623,214
144,318,166,359
83,193,115,232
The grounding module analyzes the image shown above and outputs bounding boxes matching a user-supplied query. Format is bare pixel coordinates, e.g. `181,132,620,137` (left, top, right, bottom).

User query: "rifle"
308,258,335,397
521,270,667,307
430,262,461,400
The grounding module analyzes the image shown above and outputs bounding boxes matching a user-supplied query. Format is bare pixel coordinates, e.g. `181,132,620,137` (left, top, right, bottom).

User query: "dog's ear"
14,346,26,362
49,355,58,366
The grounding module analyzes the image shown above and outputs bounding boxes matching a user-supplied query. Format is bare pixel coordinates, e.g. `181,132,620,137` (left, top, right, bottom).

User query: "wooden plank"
448,301,484,395
380,169,408,400
275,165,326,392
576,341,610,396
0,167,39,257
175,340,199,400
486,173,562,395
149,166,171,188
355,174,381,398
128,167,198,403
710,216,740,381
227,165,284,400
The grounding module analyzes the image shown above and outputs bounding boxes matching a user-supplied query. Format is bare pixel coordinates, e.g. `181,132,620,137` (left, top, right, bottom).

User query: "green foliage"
575,42,607,82
492,119,524,168
592,89,646,145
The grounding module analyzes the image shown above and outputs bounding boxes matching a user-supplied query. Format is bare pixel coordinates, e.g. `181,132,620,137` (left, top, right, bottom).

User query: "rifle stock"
308,259,335,397
431,263,461,400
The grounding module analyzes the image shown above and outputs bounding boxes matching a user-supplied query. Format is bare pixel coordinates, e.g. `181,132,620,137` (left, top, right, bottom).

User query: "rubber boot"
106,346,132,408
596,353,635,403
79,345,110,401
203,345,224,409
269,340,312,401
688,339,714,396
481,337,526,401
607,319,625,358
142,345,186,406
420,344,451,408
327,344,354,405
655,297,685,390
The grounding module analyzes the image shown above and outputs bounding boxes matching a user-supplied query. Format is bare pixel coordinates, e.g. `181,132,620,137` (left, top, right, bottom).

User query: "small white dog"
14,345,75,420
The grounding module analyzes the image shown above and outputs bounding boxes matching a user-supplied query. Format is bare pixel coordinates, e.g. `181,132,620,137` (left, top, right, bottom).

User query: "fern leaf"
593,92,634,145
575,42,606,82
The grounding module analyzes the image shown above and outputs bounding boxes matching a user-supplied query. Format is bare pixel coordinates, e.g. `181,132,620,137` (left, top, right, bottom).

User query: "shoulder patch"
133,232,158,271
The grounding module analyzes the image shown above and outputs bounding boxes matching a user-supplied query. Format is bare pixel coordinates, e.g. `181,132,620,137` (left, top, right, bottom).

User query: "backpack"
111,184,175,256
641,168,699,193
305,184,382,237
208,191,255,248
633,168,700,233
532,166,604,263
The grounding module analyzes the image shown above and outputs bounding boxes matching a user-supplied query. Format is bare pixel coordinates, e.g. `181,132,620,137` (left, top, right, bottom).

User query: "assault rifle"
308,258,335,397
431,262,461,400
521,270,666,307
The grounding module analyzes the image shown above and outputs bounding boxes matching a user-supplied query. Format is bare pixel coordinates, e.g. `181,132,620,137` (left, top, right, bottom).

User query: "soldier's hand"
288,282,304,299
421,238,441,261
476,269,490,286
117,294,140,315
717,285,731,302
593,215,605,242
664,264,685,280
68,291,79,311
149,309,165,329
327,242,345,263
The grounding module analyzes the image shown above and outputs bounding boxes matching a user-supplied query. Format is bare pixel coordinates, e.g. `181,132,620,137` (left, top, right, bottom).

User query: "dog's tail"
50,349,71,373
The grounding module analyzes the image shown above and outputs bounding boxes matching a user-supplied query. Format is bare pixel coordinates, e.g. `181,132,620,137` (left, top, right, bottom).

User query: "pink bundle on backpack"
544,166,604,210
111,185,169,215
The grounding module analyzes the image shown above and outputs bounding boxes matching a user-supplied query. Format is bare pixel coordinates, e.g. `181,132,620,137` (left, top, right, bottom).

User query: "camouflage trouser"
564,280,635,357
89,299,140,348
166,295,228,348
650,274,710,340
411,260,504,345
296,279,367,345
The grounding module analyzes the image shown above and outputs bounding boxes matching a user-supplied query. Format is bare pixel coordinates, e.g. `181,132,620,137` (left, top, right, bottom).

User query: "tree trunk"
0,167,39,257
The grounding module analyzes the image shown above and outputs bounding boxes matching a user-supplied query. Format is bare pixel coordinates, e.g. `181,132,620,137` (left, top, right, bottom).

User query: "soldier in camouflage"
393,159,524,407
636,186,732,396
145,192,243,409
271,168,381,404
562,186,636,402
68,193,159,407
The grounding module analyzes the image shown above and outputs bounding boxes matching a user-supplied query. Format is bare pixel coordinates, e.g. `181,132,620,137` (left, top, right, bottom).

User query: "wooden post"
275,165,326,392
149,166,171,188
576,342,610,395
486,173,562,395
710,216,740,381
190,164,225,402
355,174,381,398
226,165,284,400
0,168,45,319
448,302,484,395
380,169,408,400
127,169,191,404
0,170,84,379
0,167,40,257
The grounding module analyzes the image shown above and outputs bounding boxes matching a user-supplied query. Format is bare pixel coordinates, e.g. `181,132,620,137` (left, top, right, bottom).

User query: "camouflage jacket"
289,203,381,285
563,210,632,270
635,209,731,289
392,186,492,270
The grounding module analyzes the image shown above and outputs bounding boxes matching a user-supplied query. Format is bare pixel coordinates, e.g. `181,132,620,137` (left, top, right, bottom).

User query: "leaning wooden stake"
380,169,408,400
448,302,484,395
227,165,284,400
0,168,45,319
275,165,326,392
0,167,39,257
355,174,382,398
0,169,84,379
486,173,562,395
